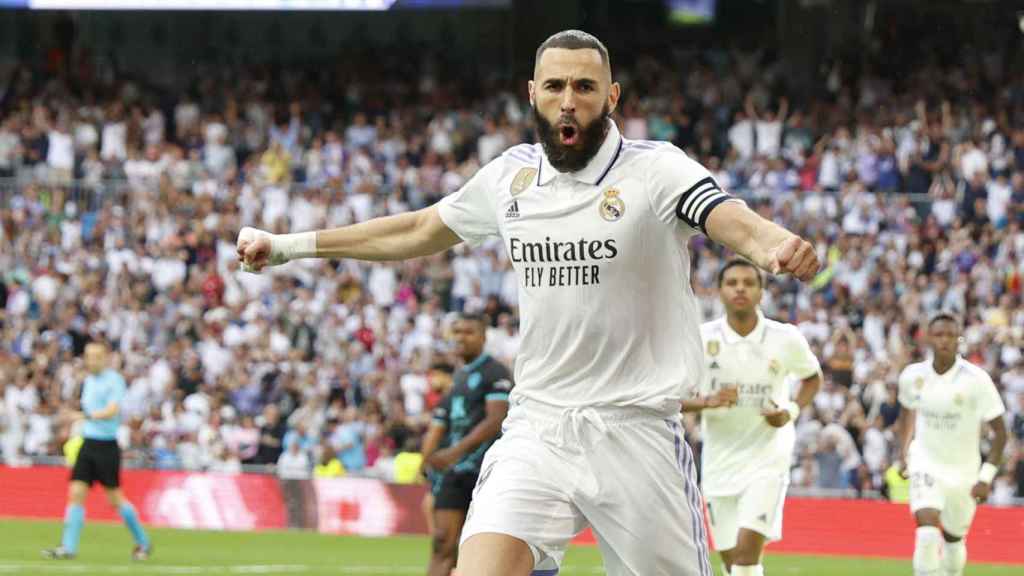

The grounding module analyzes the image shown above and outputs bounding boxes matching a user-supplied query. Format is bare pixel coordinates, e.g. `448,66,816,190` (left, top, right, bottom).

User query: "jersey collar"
537,119,623,187
463,352,490,372
721,310,767,344
930,355,965,379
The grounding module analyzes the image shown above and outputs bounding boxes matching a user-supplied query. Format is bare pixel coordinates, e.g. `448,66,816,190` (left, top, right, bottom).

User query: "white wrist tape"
271,231,318,262
978,462,998,484
784,400,800,422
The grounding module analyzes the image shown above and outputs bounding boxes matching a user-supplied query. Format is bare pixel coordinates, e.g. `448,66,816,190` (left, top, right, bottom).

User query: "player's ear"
607,82,621,116
528,80,536,108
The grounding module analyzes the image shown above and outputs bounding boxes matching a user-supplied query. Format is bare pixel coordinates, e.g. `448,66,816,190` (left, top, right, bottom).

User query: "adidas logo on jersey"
505,200,520,219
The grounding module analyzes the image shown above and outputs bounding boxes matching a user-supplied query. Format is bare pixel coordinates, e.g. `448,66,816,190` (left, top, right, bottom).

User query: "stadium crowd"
1,41,1024,503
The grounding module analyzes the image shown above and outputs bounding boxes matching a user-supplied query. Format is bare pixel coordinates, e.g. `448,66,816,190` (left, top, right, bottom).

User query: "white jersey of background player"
684,259,821,576
237,30,820,576
897,314,1007,576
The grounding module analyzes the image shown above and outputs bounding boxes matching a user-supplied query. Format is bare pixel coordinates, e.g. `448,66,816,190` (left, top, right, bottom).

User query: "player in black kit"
421,313,513,576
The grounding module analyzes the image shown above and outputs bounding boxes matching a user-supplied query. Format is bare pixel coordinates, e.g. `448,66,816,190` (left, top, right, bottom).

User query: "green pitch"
0,518,1018,575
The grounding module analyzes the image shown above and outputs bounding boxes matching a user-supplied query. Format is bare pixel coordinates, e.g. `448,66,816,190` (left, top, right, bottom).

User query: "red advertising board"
2,466,1022,564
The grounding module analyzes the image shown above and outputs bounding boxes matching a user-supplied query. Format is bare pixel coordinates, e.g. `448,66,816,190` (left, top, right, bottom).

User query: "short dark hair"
535,30,610,71
717,258,763,288
928,313,960,329
454,312,489,330
429,361,454,375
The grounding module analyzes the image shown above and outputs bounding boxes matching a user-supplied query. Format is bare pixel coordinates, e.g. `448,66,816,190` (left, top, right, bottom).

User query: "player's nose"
560,88,577,112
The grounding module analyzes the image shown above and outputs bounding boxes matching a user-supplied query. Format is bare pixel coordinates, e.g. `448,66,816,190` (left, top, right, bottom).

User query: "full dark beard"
533,104,610,173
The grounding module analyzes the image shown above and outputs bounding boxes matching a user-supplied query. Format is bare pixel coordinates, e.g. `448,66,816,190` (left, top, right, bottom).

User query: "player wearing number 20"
897,313,1008,576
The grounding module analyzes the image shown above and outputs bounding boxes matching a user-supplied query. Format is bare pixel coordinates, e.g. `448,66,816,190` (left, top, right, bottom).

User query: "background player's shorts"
909,469,976,537
705,472,788,551
432,470,478,511
460,398,713,576
70,438,121,488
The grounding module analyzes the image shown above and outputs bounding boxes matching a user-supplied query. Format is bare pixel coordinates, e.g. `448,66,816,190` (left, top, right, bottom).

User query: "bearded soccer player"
238,30,818,576
897,314,1008,576
683,260,821,576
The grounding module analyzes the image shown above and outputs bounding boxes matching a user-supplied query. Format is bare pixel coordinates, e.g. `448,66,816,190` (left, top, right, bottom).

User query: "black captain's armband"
674,176,732,232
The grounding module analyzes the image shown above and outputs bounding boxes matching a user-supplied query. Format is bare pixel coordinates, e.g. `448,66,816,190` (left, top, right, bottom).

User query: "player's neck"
727,312,758,337
932,355,957,375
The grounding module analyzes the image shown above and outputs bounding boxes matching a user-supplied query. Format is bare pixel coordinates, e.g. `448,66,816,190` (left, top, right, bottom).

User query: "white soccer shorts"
909,469,977,537
459,397,713,576
704,472,788,551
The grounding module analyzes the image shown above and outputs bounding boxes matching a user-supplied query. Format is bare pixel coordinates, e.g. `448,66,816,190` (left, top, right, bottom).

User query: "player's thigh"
909,470,944,518
69,443,97,488
938,484,977,539
705,494,740,552
457,532,535,576
736,473,788,543
581,418,712,576
433,472,475,515
93,441,121,489
458,418,584,571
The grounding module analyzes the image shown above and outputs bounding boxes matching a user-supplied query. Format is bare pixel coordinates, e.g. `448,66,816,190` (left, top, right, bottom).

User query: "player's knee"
105,489,124,507
68,482,88,504
431,528,457,558
731,546,760,566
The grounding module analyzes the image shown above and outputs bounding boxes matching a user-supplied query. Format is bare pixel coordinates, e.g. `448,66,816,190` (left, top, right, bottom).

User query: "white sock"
731,565,764,576
941,539,966,576
914,526,943,575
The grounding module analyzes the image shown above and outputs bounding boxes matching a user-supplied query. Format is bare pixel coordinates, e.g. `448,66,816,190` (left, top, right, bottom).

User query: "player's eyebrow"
542,77,599,89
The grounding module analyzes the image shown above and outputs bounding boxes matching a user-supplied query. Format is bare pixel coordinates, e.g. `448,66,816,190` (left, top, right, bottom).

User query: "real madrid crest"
510,167,537,197
707,340,720,357
953,393,963,406
599,188,625,222
768,359,781,376
914,377,925,390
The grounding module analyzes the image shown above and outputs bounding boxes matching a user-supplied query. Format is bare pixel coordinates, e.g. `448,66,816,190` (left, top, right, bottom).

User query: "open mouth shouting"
559,122,580,146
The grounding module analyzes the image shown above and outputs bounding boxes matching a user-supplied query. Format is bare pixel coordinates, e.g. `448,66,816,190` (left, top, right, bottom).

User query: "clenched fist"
769,236,819,282
236,227,275,273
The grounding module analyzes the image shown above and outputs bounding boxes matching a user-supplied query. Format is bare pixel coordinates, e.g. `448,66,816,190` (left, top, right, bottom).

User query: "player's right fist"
237,227,273,273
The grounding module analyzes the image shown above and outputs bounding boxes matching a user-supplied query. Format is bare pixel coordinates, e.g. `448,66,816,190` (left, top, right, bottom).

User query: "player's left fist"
970,481,991,503
770,236,818,282
426,448,459,472
760,408,791,428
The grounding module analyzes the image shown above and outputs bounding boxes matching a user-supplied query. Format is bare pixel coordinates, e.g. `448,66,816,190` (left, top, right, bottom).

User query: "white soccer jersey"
698,312,821,496
898,357,1006,485
438,121,735,412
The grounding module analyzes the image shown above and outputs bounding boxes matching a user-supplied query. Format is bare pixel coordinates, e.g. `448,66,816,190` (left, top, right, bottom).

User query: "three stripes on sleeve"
674,176,732,233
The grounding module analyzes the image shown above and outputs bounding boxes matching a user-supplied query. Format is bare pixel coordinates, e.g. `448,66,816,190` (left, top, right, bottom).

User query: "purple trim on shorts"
530,570,559,576
668,420,712,576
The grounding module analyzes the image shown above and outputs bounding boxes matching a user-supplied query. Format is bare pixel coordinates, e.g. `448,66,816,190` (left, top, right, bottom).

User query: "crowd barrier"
1,466,1022,564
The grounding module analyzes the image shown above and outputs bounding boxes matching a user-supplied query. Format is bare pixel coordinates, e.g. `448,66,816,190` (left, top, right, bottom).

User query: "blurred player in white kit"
897,314,1008,576
684,259,822,576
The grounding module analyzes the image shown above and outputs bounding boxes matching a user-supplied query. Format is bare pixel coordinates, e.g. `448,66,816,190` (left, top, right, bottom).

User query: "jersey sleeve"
783,326,821,380
483,363,514,403
431,395,451,427
646,145,741,234
976,370,1006,422
436,158,502,247
897,367,918,410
